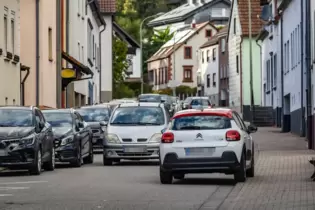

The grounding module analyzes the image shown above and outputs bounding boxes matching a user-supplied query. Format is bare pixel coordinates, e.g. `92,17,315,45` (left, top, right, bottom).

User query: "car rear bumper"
161,151,240,174
104,143,159,160
0,147,37,169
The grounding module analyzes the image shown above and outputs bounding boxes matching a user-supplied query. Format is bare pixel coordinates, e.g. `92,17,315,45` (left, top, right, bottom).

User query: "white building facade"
0,1,20,105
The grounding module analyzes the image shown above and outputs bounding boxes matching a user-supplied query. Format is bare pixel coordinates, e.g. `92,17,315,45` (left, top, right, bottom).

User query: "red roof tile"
238,0,263,36
98,0,116,14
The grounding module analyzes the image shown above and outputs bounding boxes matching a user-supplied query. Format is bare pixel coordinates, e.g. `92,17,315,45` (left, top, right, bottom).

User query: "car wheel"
29,149,42,175
43,147,55,171
160,167,173,184
246,145,255,177
71,146,82,167
234,151,246,183
173,174,185,180
103,155,113,166
84,142,94,164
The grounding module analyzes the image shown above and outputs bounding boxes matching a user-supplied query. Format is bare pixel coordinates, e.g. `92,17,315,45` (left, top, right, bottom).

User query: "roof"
227,0,263,40
172,108,233,118
89,1,106,26
200,34,219,48
0,106,33,110
118,102,164,107
98,0,116,14
42,109,73,113
113,22,140,48
147,0,231,27
147,22,216,62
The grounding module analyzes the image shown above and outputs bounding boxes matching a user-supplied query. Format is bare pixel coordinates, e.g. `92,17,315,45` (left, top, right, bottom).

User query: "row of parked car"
0,94,185,175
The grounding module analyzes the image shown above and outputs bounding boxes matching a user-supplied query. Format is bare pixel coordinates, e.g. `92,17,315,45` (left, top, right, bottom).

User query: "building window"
284,43,287,72
202,51,204,63
206,74,210,87
48,28,53,61
184,46,192,59
87,19,93,63
236,55,239,73
154,69,157,85
4,13,8,52
205,29,212,38
164,67,168,82
207,50,209,62
161,68,164,84
212,48,216,60
78,42,81,61
221,38,226,53
290,33,293,70
212,73,216,87
11,13,15,54
183,66,193,82
266,60,270,91
233,18,236,34
286,40,289,72
270,55,274,88
273,54,277,88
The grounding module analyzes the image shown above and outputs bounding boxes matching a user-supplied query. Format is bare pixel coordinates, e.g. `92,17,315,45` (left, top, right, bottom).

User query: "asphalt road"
0,155,237,210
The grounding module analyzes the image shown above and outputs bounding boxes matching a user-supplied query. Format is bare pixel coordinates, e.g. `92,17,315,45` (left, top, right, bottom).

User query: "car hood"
86,122,102,129
52,127,73,139
0,127,34,140
107,125,165,140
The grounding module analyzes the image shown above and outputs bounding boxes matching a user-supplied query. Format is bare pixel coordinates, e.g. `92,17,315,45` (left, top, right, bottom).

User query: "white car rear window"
171,115,231,130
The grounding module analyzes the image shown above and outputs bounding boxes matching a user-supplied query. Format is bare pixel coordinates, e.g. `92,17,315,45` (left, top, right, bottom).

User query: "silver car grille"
0,139,20,149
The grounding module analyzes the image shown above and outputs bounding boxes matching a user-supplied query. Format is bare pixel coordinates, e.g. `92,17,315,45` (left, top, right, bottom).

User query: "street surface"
0,127,315,210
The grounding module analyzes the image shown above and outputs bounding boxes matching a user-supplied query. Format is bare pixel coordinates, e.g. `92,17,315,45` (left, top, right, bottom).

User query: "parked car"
138,94,162,102
103,102,170,165
182,97,212,110
181,97,192,110
160,94,173,116
76,105,110,151
159,108,257,184
42,108,93,167
0,106,55,175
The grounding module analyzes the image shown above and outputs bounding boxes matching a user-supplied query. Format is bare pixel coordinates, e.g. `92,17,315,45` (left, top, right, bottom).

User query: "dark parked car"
42,109,93,167
0,106,55,175
138,94,162,102
76,105,110,150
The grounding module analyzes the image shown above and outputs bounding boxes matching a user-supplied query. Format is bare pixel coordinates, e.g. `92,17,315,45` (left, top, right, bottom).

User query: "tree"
151,26,174,45
113,37,129,83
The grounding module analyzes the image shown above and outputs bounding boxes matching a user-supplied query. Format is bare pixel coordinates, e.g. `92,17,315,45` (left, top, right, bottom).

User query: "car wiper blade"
110,122,134,125
137,122,162,125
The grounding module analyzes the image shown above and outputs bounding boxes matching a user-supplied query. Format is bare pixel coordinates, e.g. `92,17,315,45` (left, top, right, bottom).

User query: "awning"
62,52,93,76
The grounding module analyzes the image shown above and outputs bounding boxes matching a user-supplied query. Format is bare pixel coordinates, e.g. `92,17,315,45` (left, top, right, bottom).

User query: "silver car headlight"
106,134,120,144
148,133,162,143
20,136,35,145
61,136,74,146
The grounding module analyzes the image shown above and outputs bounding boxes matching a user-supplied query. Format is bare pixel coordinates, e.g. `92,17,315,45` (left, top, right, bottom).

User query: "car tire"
173,174,185,180
246,145,255,177
71,146,82,167
234,151,246,183
160,167,172,184
29,149,42,175
84,142,94,164
103,155,113,166
43,147,55,171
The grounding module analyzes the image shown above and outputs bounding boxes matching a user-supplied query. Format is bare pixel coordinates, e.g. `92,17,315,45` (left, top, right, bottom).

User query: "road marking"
0,194,13,197
0,187,30,190
0,181,48,185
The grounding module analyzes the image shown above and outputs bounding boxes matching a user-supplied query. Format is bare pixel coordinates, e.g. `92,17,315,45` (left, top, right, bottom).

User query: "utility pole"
248,0,255,123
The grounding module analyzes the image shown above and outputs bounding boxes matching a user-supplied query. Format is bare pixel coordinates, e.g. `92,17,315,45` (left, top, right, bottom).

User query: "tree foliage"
113,37,129,83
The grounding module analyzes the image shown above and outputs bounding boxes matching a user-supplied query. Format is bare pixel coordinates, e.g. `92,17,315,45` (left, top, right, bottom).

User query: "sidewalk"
219,127,315,210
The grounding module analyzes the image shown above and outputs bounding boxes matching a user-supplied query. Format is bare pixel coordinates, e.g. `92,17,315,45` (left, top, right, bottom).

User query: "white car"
159,108,257,184
103,102,170,165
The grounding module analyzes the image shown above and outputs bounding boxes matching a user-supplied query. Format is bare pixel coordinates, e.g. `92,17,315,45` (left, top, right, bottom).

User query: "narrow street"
0,127,313,210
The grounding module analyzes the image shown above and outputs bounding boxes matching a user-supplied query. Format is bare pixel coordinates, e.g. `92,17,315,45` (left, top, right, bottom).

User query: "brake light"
161,132,174,143
226,130,241,141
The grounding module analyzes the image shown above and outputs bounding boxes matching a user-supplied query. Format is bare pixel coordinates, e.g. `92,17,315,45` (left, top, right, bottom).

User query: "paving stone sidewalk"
205,127,315,210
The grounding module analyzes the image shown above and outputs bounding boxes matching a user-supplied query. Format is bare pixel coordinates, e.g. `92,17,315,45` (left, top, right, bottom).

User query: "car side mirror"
78,122,84,128
100,121,107,126
161,99,166,103
39,121,45,129
161,128,167,134
247,124,258,133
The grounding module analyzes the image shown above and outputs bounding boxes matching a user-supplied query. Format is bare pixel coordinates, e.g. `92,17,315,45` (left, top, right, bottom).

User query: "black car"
76,105,110,150
0,106,55,175
42,109,93,167
160,94,173,116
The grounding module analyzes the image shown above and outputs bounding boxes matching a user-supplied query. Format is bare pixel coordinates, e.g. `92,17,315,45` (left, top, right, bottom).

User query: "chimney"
188,0,193,5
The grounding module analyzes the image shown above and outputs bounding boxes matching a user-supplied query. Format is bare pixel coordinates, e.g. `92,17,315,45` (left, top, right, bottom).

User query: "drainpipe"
99,23,106,103
305,0,312,148
35,0,39,106
255,40,262,106
280,14,284,131
56,0,62,108
300,0,305,137
65,0,69,107
20,66,30,106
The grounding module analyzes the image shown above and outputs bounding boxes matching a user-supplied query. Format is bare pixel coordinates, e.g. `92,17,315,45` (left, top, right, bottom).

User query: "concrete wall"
0,1,20,105
20,0,57,108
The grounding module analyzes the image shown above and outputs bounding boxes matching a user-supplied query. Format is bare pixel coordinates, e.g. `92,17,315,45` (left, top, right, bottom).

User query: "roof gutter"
20,65,30,106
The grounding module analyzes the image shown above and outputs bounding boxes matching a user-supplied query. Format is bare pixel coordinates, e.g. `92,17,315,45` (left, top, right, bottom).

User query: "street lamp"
140,12,165,94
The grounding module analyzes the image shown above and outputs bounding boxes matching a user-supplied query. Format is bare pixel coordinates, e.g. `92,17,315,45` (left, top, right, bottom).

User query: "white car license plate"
124,147,147,153
0,149,7,156
185,147,215,156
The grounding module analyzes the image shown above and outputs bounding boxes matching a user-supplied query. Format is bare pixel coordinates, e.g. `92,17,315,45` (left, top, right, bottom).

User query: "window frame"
182,65,193,82
205,29,212,38
184,46,192,59
48,27,53,61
